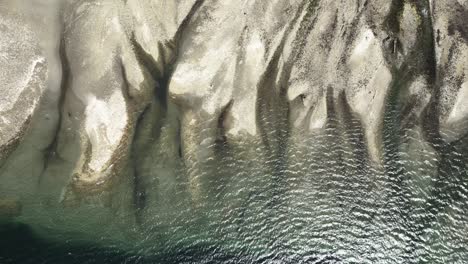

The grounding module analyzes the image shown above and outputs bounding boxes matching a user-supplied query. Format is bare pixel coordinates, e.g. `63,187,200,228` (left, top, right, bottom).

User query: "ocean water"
1,109,468,264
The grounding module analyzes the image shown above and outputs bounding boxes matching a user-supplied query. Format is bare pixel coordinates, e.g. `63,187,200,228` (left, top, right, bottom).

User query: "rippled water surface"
1,113,468,264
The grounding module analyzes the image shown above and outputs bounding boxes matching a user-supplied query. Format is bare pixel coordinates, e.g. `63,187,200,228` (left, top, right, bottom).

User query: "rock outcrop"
0,199,22,219
0,0,467,250
0,10,47,166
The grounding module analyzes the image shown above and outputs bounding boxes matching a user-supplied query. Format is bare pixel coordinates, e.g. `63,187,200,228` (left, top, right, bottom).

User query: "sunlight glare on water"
1,110,468,264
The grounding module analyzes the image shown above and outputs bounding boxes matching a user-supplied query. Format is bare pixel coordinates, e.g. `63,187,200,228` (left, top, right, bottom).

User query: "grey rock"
0,0,467,243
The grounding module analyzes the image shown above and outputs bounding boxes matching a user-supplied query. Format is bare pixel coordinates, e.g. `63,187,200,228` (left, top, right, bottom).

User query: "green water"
1,118,468,263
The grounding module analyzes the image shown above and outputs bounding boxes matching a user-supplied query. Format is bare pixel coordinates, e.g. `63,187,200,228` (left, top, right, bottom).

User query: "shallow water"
1,113,468,264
